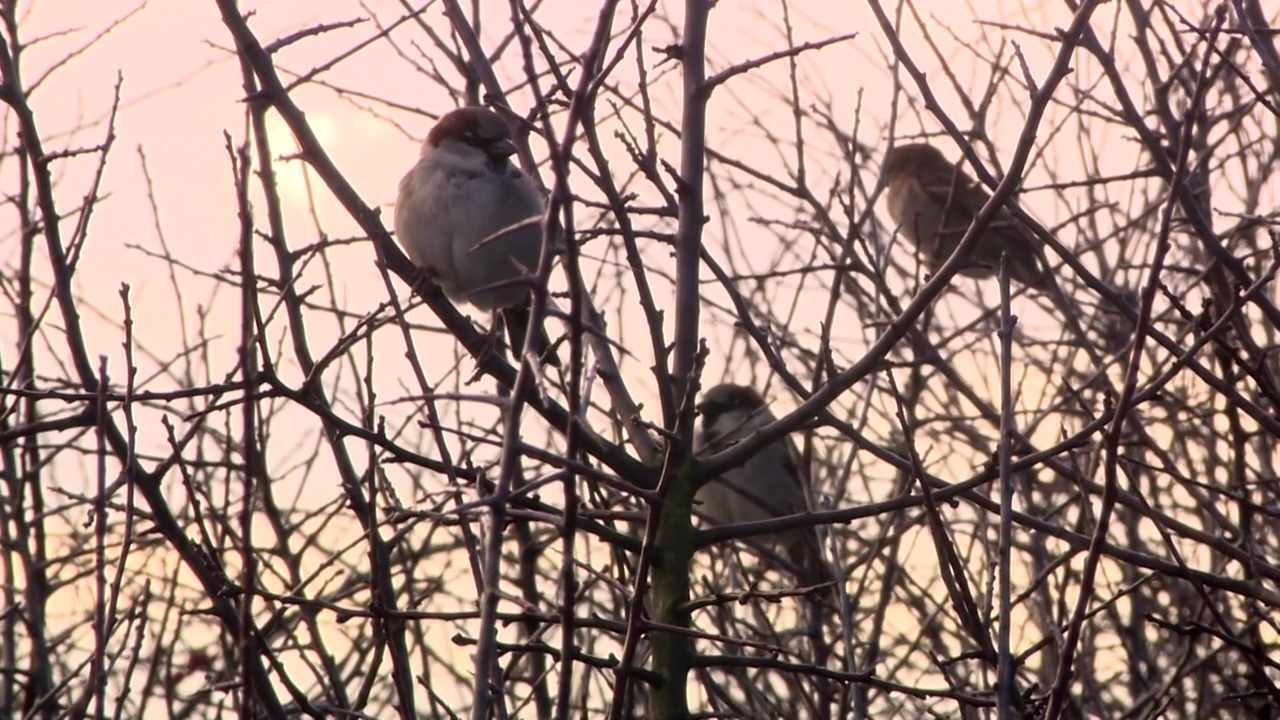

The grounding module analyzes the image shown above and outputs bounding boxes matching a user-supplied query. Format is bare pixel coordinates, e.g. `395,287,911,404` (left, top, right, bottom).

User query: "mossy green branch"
649,454,698,719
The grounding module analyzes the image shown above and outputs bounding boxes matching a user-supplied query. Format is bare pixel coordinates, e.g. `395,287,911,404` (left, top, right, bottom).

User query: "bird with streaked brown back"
885,142,1049,289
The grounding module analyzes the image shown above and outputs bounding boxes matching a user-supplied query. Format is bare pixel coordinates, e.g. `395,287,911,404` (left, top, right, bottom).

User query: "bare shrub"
1,0,1277,718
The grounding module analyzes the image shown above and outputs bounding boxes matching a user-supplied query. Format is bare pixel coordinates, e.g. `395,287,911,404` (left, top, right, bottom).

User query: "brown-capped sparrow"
694,383,832,590
885,142,1049,289
395,106,558,365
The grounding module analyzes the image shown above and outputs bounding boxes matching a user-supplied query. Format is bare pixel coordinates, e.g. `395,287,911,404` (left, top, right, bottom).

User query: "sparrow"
885,143,1126,374
884,142,1048,289
694,383,832,590
395,106,558,365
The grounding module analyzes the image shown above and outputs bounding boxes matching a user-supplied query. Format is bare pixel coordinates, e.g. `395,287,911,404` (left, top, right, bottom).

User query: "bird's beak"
489,138,518,158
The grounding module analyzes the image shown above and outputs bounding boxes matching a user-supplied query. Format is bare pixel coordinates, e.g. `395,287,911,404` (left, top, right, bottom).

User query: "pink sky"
7,0,1245,492
11,0,1094,375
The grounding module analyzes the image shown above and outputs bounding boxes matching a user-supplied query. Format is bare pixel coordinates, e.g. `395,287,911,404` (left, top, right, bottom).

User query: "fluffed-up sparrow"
395,106,558,365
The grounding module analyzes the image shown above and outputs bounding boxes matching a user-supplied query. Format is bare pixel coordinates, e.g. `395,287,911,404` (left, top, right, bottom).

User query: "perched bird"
694,383,832,590
884,142,1124,376
884,142,1048,289
395,106,558,365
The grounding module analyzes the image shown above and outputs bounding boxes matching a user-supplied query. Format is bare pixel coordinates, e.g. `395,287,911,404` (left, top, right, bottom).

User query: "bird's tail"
788,530,835,597
502,304,560,367
791,528,837,708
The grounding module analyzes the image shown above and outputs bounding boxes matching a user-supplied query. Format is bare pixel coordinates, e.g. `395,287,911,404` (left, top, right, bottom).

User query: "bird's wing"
780,435,814,514
918,165,1039,256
